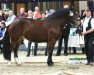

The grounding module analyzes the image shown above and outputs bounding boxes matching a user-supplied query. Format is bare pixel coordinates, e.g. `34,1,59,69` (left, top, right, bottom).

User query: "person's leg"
34,42,38,56
45,46,48,56
69,47,71,54
73,47,76,54
64,36,69,56
56,35,64,56
82,47,85,54
0,41,2,53
88,39,94,65
85,41,90,65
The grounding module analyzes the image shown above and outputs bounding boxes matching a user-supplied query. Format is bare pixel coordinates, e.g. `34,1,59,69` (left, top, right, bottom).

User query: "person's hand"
81,32,87,36
75,34,79,36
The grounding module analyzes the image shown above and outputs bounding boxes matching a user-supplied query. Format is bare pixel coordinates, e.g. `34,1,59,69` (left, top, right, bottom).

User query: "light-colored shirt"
33,11,41,19
82,17,94,32
5,15,16,26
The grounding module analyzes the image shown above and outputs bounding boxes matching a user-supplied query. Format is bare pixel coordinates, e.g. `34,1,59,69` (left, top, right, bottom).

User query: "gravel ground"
0,51,94,75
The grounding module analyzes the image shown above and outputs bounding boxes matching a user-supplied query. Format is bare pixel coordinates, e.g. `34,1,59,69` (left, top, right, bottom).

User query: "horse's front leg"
47,40,56,66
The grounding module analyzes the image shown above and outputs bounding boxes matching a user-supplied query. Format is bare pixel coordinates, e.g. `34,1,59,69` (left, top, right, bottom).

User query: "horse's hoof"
15,61,21,66
27,54,30,57
34,52,37,56
47,61,54,67
15,58,21,66
45,53,47,56
34,53,37,56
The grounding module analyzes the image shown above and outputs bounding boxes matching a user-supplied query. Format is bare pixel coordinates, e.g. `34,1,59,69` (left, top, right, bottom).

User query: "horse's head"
68,9,81,27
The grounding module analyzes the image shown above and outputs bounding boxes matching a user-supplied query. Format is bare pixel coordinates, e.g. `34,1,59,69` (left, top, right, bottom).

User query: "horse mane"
48,8,70,20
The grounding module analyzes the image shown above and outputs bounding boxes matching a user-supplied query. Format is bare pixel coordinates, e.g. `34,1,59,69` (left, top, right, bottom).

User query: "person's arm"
0,28,6,40
81,29,94,36
9,15,16,23
5,15,16,26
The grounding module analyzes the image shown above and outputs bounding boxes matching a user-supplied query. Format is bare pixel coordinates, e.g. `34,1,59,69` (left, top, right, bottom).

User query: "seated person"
5,10,16,26
16,7,27,19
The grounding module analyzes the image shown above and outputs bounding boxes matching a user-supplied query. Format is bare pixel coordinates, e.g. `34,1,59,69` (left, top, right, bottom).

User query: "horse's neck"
57,19,67,31
44,18,67,31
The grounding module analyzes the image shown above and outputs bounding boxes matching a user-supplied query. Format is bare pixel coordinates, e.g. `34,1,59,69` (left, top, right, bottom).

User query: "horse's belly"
24,33,48,42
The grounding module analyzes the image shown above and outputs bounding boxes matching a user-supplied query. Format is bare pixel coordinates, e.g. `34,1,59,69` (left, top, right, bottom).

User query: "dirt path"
0,51,94,75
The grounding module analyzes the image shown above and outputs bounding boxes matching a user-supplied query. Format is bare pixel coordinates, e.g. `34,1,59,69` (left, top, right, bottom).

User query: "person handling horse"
1,10,16,61
81,9,94,66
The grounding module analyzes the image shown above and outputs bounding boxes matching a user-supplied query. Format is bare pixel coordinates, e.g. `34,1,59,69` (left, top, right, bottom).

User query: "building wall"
79,1,87,15
0,1,91,15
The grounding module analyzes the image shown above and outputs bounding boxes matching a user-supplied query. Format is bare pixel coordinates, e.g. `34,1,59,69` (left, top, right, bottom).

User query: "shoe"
45,52,47,56
86,62,90,65
64,53,68,56
90,62,93,66
73,52,77,54
34,52,37,56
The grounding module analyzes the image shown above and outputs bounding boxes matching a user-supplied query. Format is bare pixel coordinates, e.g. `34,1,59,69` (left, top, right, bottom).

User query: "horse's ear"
69,11,74,16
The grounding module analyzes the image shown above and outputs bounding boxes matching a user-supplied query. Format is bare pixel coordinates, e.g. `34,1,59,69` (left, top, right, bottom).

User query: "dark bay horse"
3,8,81,66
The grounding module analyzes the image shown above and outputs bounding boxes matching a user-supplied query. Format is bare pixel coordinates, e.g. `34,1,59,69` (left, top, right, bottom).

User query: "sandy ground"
0,51,94,75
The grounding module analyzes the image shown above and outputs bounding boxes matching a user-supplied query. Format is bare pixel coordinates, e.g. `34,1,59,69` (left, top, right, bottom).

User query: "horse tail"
3,26,11,61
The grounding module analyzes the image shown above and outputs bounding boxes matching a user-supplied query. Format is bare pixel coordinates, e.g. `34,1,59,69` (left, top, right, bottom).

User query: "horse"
3,8,81,66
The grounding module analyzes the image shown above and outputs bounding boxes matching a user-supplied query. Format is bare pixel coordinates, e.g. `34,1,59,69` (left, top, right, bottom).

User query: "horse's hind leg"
47,41,56,66
13,42,21,65
27,41,32,57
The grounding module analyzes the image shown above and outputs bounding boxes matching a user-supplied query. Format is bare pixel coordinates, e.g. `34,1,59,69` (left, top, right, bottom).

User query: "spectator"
27,10,34,57
81,10,94,66
16,7,27,19
0,10,6,22
41,14,45,20
63,5,70,8
27,10,33,18
45,10,49,17
5,10,16,26
80,6,89,20
34,6,41,56
49,8,55,15
56,5,72,56
33,6,41,19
